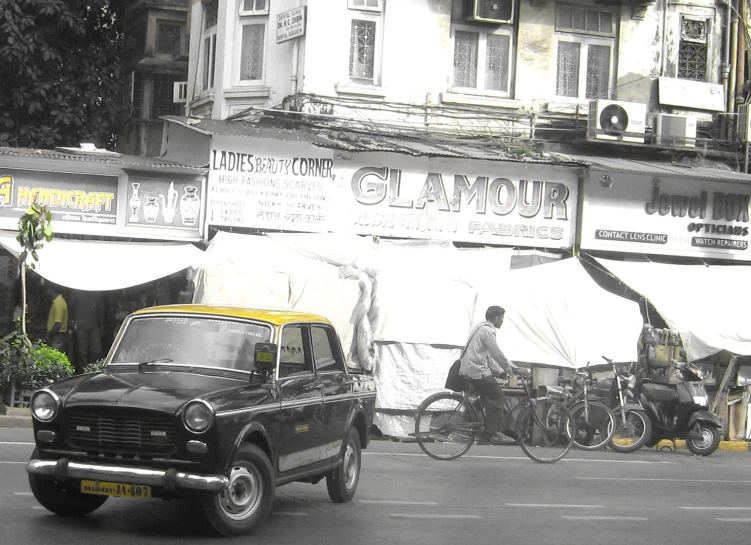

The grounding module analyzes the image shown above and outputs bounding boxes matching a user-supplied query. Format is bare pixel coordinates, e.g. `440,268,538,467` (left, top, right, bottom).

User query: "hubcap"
218,464,262,521
342,441,359,489
692,427,713,449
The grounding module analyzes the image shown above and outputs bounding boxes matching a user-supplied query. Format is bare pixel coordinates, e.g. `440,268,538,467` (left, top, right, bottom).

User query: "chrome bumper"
26,459,229,492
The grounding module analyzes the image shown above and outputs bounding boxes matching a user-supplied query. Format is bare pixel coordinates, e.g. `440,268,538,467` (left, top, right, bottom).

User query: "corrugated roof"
163,116,584,166
0,146,206,173
560,154,751,182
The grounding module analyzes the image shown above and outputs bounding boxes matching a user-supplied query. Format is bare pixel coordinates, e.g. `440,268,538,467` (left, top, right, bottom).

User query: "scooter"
637,358,722,456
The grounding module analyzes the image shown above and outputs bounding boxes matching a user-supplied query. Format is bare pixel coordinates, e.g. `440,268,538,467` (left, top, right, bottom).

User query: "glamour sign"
206,138,578,248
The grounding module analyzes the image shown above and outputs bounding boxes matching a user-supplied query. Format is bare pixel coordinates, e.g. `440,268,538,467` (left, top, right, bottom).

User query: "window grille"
349,20,376,80
204,0,217,29
157,23,182,54
485,34,509,91
678,18,707,81
454,31,479,88
585,44,610,99
556,41,580,97
153,74,182,117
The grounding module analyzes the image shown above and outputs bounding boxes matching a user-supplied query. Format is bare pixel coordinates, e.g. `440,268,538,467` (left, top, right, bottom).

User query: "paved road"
2,428,750,545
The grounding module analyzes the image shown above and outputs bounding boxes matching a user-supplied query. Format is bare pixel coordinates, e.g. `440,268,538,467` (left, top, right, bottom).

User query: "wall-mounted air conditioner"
588,100,647,144
173,81,188,104
655,113,696,148
464,0,514,24
738,104,751,142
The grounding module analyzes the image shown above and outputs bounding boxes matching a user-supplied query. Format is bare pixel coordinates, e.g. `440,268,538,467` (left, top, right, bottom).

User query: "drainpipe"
735,0,747,108
722,0,732,92
728,5,739,129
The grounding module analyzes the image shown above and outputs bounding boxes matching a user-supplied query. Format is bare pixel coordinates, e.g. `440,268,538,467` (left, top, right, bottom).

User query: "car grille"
65,407,177,455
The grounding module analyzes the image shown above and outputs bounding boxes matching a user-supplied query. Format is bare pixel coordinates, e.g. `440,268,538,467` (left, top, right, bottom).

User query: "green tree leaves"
0,0,129,149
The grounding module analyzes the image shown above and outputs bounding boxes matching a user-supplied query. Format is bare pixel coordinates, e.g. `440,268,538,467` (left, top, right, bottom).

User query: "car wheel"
28,450,108,517
202,443,274,536
326,427,361,503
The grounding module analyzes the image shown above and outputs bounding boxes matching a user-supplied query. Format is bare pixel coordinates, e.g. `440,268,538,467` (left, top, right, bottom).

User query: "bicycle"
411,369,577,464
544,365,616,451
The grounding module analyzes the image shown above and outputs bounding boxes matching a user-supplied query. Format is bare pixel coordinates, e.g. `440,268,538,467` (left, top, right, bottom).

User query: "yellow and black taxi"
26,305,377,536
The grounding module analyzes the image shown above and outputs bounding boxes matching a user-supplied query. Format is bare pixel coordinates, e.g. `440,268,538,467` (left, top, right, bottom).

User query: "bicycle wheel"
609,407,651,453
515,399,575,463
567,400,615,451
413,392,479,460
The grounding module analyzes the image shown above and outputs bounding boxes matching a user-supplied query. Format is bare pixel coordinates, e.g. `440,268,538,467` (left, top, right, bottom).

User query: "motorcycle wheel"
609,408,650,453
686,424,720,456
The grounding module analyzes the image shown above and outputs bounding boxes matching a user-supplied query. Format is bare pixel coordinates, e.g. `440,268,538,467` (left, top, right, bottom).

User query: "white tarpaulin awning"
0,231,205,291
595,257,751,361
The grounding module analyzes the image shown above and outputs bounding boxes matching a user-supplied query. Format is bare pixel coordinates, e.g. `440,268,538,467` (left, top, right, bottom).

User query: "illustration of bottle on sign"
159,182,179,224
180,186,200,226
129,182,142,222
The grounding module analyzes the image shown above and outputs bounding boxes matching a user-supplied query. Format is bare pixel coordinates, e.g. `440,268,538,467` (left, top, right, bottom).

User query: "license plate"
80,480,152,499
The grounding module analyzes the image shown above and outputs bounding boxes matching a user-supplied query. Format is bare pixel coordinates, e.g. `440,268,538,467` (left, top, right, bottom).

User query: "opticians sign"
206,137,578,248
0,168,118,235
580,170,751,260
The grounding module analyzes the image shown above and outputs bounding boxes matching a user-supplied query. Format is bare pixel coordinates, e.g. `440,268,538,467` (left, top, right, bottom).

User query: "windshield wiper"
138,358,173,370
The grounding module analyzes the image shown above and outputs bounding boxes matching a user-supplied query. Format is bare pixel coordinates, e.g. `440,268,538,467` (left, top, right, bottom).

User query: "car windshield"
110,315,273,372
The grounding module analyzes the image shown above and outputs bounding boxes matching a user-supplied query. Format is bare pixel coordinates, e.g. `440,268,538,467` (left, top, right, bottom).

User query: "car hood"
55,368,258,414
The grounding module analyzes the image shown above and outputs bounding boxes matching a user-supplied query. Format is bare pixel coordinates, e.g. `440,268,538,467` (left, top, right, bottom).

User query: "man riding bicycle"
459,306,531,445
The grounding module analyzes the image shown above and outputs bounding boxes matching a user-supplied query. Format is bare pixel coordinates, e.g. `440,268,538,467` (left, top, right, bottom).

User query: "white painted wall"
187,0,729,124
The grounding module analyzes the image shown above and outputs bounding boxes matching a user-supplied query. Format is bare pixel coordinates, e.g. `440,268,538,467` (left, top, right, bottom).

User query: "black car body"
26,305,377,536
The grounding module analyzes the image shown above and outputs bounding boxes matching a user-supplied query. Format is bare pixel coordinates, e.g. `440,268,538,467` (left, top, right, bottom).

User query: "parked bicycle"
595,356,651,453
412,369,577,464
544,365,616,451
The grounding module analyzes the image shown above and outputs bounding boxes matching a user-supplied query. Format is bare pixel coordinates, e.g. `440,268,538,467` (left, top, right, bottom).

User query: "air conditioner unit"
738,104,751,142
655,113,696,148
172,34,189,61
464,0,514,24
588,100,647,144
173,81,188,104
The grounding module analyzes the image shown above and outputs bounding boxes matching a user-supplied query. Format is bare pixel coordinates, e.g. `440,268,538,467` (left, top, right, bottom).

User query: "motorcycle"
593,357,651,453
637,358,722,456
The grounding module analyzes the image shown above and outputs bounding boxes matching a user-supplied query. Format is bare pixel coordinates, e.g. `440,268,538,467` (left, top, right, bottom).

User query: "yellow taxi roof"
131,305,332,326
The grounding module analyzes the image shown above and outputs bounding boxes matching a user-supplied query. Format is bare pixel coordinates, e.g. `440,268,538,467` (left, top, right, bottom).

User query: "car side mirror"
253,343,278,375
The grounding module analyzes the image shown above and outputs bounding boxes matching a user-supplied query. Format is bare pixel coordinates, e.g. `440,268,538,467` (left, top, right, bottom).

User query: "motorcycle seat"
642,383,678,403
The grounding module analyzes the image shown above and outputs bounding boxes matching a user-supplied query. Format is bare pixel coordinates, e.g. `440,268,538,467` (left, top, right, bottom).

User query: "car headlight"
31,390,59,422
182,400,214,433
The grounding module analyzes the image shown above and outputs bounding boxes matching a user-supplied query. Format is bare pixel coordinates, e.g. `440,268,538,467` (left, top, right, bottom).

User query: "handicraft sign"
0,168,118,236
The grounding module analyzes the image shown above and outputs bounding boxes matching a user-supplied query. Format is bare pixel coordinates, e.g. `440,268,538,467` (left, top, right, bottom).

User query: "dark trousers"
469,375,505,434
75,326,102,372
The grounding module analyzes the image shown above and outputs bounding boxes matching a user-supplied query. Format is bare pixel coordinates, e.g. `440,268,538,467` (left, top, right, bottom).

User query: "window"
156,22,182,55
152,74,183,117
311,326,345,373
240,23,265,81
678,16,708,81
555,3,615,100
131,71,144,118
451,26,512,95
350,20,377,81
349,0,382,11
279,326,312,378
347,2,382,85
200,0,218,91
240,0,268,14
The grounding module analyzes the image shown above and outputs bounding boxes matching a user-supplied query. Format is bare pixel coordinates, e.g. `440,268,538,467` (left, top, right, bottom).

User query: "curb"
654,439,750,452
0,414,33,428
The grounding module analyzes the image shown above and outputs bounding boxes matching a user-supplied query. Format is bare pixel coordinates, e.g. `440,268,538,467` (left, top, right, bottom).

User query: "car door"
276,323,326,473
310,324,352,459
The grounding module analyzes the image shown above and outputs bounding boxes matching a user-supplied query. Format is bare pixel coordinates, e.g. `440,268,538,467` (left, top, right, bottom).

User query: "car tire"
326,427,361,503
202,443,274,536
28,450,108,517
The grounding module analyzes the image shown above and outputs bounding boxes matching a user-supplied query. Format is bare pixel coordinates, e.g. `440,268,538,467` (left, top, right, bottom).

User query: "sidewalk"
0,406,32,428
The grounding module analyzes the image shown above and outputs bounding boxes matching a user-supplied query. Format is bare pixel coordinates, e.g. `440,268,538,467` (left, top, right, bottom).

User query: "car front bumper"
26,458,229,492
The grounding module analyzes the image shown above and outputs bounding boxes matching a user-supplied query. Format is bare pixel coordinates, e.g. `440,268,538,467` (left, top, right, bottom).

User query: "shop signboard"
125,175,203,235
0,168,118,235
580,170,751,260
207,136,579,248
